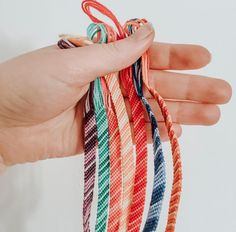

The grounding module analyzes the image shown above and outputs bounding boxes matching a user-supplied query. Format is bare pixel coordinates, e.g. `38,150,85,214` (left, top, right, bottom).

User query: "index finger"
150,42,212,70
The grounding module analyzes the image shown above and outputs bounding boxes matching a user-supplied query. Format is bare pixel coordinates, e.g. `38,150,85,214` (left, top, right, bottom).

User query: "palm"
0,46,90,164
0,43,231,165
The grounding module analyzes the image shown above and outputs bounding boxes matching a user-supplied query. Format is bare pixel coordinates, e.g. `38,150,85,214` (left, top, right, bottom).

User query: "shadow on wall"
0,33,34,62
0,165,41,232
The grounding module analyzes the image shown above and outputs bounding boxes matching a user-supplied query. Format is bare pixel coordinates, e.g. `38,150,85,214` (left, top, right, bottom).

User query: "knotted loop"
82,0,124,39
124,18,148,35
123,18,151,86
87,23,108,43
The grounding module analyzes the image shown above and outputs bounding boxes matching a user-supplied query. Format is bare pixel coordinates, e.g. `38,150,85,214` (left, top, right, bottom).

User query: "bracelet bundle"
58,1,182,231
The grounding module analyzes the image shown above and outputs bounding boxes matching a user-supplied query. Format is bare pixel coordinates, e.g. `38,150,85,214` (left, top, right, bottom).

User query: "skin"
0,23,232,166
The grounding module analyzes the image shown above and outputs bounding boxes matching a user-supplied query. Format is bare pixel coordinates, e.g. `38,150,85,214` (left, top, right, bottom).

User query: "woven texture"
133,56,166,231
83,83,97,232
100,25,136,232
86,20,148,232
92,78,110,232
141,51,182,232
105,71,136,232
124,20,167,232
101,79,122,232
83,4,149,231
58,38,98,232
118,66,148,232
58,1,184,231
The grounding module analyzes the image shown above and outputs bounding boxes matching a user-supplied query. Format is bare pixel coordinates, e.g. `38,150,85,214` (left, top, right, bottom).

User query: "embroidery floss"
99,25,136,232
59,0,183,231
93,77,110,232
82,3,149,231
83,83,97,232
57,37,98,232
88,23,123,232
125,19,166,232
81,1,183,231
101,77,122,232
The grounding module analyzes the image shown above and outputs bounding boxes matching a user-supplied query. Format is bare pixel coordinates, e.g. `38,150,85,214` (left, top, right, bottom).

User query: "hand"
0,23,232,166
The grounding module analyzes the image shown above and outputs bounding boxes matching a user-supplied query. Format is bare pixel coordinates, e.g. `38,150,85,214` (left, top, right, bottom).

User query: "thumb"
61,23,155,85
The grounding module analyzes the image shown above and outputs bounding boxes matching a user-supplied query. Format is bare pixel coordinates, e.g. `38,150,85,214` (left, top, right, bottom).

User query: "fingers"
147,70,232,104
130,122,182,143
120,70,232,104
57,23,155,85
125,99,221,125
149,43,211,70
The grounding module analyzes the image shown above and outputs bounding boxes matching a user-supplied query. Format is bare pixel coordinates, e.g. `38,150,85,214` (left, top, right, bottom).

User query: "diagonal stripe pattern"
62,2,183,231
86,24,112,232
57,38,98,232
147,87,182,232
106,73,136,232
101,79,123,232
106,99,122,232
124,19,182,232
120,67,148,232
81,5,139,231
134,58,166,232
142,47,183,232
83,5,149,231
88,22,136,232
99,25,137,232
95,24,134,232
124,21,167,232
83,83,98,232
93,77,110,232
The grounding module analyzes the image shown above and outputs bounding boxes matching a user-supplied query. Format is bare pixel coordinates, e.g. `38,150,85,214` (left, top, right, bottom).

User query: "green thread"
88,24,110,232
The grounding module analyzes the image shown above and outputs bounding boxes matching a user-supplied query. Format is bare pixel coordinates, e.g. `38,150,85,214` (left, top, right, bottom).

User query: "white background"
0,0,235,231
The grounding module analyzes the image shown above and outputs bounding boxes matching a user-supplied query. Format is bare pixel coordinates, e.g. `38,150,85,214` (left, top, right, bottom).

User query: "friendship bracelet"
82,1,183,231
100,77,122,231
143,72,182,232
60,31,113,232
58,38,98,232
124,18,183,232
120,67,148,232
58,24,135,231
88,23,124,231
82,3,149,231
124,19,167,232
86,21,148,232
93,77,110,232
88,22,140,232
98,25,136,232
83,82,98,232
59,0,183,231
140,44,182,232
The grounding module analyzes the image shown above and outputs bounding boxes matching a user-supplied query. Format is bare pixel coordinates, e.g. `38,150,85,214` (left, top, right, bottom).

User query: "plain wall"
0,0,235,231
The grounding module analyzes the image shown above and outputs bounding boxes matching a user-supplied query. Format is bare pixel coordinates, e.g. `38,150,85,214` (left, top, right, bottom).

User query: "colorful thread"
58,37,98,232
93,77,110,232
125,19,166,232
58,1,183,231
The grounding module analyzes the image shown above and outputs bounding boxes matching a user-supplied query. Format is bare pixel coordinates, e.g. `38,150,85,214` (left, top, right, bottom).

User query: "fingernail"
135,22,154,40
